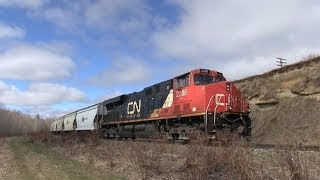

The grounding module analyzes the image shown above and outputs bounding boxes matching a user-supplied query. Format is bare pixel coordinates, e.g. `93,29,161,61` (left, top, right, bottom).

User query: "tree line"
0,106,50,137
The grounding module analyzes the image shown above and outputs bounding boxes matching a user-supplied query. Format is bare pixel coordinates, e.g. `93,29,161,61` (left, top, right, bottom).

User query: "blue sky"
0,0,320,117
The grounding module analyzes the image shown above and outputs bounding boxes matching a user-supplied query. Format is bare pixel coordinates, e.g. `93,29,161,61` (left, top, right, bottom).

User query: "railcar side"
63,112,76,131
50,104,107,133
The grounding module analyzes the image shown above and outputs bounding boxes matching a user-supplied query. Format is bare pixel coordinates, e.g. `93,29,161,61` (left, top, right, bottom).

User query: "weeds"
129,142,162,179
101,143,116,168
26,132,318,180
0,137,6,146
279,147,309,180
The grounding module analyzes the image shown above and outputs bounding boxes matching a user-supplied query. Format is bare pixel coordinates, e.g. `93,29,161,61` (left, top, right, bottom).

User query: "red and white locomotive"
51,69,252,141
100,69,252,140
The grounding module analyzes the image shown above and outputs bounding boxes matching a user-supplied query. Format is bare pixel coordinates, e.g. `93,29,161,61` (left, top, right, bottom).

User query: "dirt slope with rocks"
234,56,320,145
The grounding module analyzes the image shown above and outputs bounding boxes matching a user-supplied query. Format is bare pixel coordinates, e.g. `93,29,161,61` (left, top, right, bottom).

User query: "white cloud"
0,23,25,38
18,90,124,118
84,0,149,32
23,0,152,52
0,0,47,9
20,105,70,119
95,91,123,103
0,43,75,81
27,0,150,34
152,0,320,79
90,56,151,87
0,81,87,106
41,7,76,30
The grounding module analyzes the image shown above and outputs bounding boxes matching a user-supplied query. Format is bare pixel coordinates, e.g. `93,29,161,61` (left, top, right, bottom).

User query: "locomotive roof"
173,68,219,78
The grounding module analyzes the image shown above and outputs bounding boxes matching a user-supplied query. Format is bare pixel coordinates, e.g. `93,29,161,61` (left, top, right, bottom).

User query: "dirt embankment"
234,56,320,145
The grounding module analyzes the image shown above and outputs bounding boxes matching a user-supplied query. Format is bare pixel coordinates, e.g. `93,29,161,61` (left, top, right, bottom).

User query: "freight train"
51,69,252,141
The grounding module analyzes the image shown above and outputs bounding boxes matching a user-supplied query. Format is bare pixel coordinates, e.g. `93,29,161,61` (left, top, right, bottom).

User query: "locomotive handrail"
205,95,214,131
213,95,222,128
205,94,222,132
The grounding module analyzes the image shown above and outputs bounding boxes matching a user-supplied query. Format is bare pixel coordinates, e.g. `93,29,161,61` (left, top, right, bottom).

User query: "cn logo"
127,100,141,115
215,94,225,106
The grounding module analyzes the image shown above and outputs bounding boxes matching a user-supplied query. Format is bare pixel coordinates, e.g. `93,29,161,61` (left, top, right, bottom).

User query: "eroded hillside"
234,56,320,145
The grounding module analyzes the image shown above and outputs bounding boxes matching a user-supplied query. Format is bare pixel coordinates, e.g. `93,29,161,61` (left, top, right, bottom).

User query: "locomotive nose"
205,82,248,113
226,82,249,113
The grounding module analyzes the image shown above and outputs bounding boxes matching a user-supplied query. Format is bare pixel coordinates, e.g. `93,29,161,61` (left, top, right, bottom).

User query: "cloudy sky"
0,0,320,117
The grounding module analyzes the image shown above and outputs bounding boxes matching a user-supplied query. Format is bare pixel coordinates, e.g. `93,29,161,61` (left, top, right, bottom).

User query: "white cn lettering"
127,100,141,115
134,100,141,113
215,94,225,106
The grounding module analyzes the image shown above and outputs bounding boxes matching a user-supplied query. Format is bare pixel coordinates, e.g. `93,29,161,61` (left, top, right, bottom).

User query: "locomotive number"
176,89,188,98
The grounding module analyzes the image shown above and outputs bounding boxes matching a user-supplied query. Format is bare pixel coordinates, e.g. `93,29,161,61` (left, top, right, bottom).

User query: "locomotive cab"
193,69,226,85
173,69,225,88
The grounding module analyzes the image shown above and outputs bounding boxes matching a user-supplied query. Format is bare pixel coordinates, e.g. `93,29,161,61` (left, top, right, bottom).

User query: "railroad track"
100,137,320,152
248,143,320,152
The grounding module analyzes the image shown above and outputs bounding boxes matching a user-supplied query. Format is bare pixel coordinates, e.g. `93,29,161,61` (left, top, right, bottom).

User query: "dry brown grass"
0,137,6,146
183,141,260,180
27,131,51,143
26,133,320,180
281,148,309,180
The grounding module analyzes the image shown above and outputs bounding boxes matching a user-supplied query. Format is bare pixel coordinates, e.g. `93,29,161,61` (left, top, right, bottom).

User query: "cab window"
194,74,213,85
177,74,189,88
216,72,226,82
194,74,225,85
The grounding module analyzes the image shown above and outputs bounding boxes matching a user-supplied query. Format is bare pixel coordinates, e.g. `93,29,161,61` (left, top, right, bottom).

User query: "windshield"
194,74,213,85
194,74,225,85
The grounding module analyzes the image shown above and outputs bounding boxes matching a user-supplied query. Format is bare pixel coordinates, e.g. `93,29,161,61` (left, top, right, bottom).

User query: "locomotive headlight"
226,83,230,91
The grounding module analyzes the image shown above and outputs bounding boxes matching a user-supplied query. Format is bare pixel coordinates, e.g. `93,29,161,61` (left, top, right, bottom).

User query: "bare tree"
0,109,49,137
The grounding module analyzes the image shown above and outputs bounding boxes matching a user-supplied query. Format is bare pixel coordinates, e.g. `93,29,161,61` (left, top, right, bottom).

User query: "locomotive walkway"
0,137,119,180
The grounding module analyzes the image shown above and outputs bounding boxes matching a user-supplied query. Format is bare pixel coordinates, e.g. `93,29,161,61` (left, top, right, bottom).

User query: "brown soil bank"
234,56,320,145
